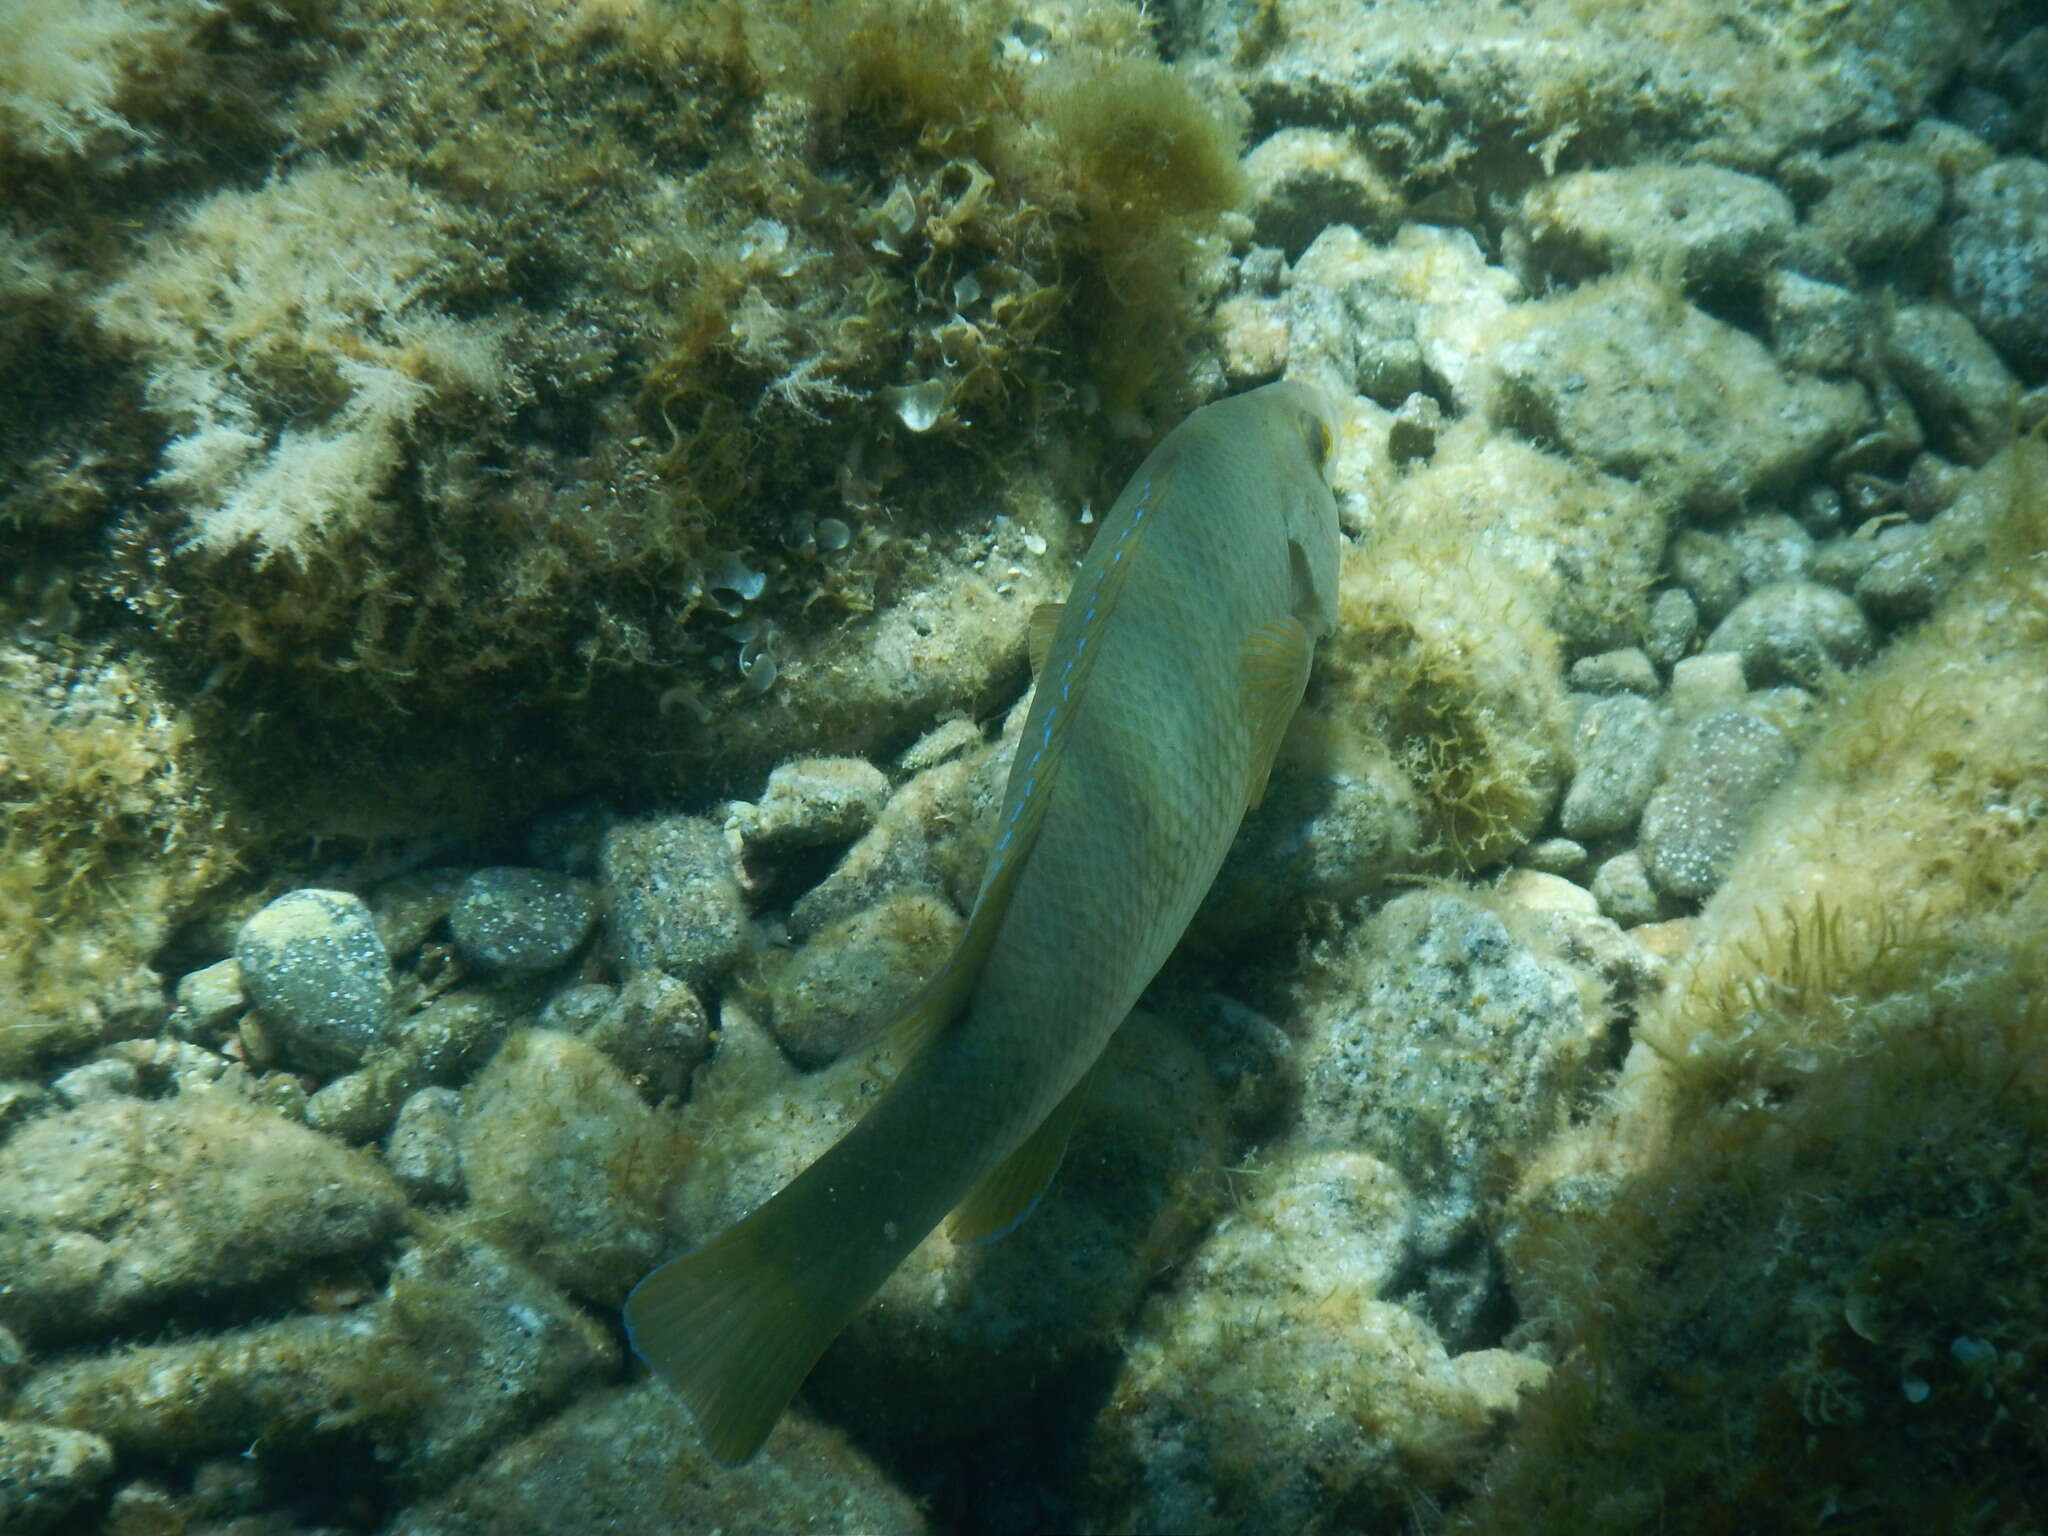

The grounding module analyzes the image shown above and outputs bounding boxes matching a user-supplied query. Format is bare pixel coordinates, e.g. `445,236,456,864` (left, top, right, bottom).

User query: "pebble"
1485,277,1869,518
1702,580,1874,688
766,891,962,1069
0,1419,115,1536
1638,708,1797,901
736,756,891,852
168,958,244,1044
896,717,983,774
1559,692,1667,840
1565,647,1658,695
1516,836,1588,875
1299,889,1599,1179
234,889,393,1075
1243,127,1401,255
1668,529,1743,625
1590,850,1663,928
1726,512,1813,593
385,1086,465,1205
449,867,599,976
1806,142,1944,269
1946,157,2048,374
1666,652,1748,715
576,971,712,1101
391,1380,927,1535
0,1081,42,1136
1495,868,1599,918
304,987,526,1143
1882,303,2018,465
49,1056,141,1108
789,753,988,941
1765,268,1864,374
1513,165,1794,296
15,1235,614,1492
1854,499,1990,620
369,868,467,959
600,814,746,988
1645,588,1699,668
1810,527,1891,591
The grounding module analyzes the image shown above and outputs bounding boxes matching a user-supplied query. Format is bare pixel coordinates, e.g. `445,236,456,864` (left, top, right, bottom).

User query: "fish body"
626,379,1343,1462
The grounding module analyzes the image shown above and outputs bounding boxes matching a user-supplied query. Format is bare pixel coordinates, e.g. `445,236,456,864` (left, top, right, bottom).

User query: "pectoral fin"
1240,615,1315,811
948,1063,1096,1244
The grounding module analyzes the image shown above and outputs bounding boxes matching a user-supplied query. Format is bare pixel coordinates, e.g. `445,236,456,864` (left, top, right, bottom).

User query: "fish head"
1259,377,1344,636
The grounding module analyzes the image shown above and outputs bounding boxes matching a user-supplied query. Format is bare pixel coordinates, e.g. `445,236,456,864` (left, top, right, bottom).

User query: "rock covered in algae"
1295,889,1609,1191
15,1234,616,1493
0,1419,115,1536
1483,275,1871,519
762,889,963,1069
459,1029,683,1306
391,1380,928,1536
0,1093,404,1340
1460,440,2048,1534
1085,1149,1548,1535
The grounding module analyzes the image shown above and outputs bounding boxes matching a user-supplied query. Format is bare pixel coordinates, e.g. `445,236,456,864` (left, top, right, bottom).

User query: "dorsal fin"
1026,602,1064,675
888,468,1161,1061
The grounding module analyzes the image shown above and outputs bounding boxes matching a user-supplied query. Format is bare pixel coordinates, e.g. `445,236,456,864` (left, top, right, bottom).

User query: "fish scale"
625,378,1344,1463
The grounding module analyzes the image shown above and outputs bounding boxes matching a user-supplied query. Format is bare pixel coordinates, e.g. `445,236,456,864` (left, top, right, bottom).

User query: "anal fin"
947,1065,1096,1244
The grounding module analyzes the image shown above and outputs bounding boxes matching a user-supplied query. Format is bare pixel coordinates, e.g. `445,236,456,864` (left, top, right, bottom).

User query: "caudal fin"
624,1203,864,1464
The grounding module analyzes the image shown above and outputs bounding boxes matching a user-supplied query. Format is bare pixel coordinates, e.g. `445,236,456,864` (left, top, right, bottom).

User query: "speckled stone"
385,1086,465,1205
600,814,746,988
234,889,392,1075
449,867,599,976
1639,708,1797,901
1947,157,2048,375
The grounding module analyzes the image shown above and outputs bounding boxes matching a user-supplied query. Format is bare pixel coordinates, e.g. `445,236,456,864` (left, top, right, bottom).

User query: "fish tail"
624,1188,873,1464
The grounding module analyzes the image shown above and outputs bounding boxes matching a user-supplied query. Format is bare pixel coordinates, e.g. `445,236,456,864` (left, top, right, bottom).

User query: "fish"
625,377,1345,1462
